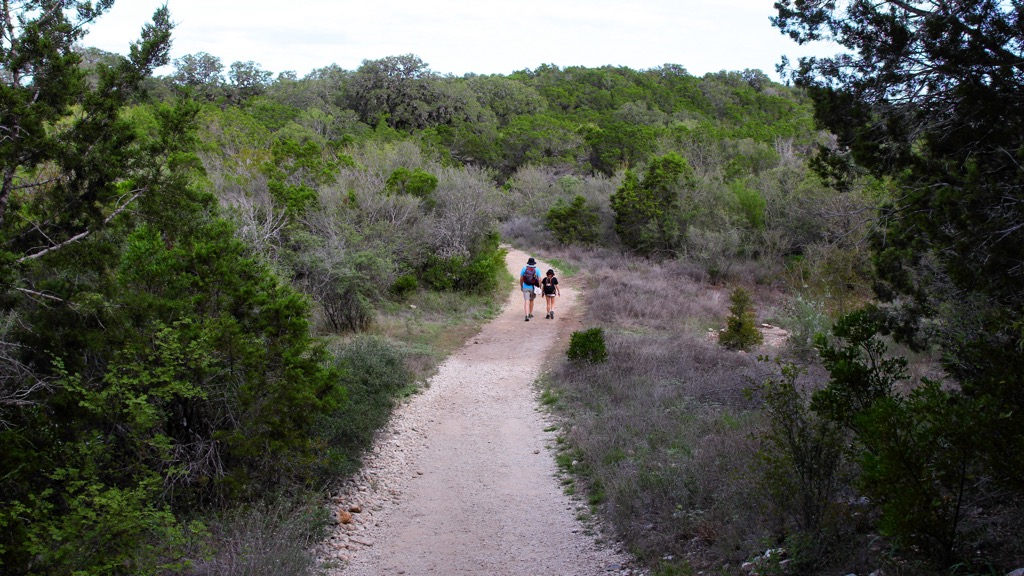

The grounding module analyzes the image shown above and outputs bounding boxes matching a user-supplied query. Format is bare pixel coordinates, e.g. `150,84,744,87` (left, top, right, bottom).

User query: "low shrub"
189,496,330,576
316,336,415,476
567,327,608,363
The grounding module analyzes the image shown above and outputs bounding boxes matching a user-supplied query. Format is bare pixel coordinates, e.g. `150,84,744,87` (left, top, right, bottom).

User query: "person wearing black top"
541,269,560,319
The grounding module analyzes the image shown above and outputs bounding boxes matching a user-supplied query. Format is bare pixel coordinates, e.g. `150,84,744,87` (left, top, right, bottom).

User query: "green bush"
567,327,608,363
391,273,419,297
719,287,763,350
783,294,832,357
317,336,415,474
546,194,601,246
754,360,850,571
812,310,988,563
422,233,507,294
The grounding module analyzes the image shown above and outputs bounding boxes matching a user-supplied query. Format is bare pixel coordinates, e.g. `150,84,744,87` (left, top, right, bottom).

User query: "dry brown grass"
538,244,812,569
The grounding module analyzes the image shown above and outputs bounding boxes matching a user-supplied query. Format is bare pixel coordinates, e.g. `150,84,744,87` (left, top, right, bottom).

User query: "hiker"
520,257,541,321
541,268,560,319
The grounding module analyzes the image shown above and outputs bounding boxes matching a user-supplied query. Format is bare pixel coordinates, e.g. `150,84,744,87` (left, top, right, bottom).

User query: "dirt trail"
322,248,636,575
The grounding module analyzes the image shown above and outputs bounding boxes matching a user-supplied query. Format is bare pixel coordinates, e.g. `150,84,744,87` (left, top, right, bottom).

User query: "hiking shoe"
529,313,533,318
550,311,554,319
525,316,530,321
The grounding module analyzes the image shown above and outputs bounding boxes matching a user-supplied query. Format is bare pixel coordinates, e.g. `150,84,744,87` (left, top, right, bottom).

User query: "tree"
169,51,224,99
0,4,344,572
347,54,442,129
228,60,273,99
609,152,694,257
774,0,1024,566
545,195,601,246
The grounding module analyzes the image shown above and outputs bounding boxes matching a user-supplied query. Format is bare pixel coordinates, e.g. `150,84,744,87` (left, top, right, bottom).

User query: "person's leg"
523,289,531,320
545,295,554,318
528,292,536,317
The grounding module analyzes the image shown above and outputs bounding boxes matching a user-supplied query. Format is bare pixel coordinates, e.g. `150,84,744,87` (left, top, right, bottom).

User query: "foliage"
754,360,850,571
567,328,608,364
316,336,414,472
545,195,601,246
609,153,694,257
422,232,506,294
812,310,989,564
719,287,763,350
0,5,352,572
774,0,1024,502
386,166,439,210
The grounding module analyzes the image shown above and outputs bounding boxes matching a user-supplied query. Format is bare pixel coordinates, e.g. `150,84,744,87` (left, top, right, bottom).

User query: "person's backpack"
522,267,538,286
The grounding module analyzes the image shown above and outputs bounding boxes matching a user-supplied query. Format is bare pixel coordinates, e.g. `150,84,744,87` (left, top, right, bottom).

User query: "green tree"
609,152,694,257
228,60,273,99
774,0,1024,499
0,3,344,572
545,194,601,246
719,287,763,350
169,51,225,100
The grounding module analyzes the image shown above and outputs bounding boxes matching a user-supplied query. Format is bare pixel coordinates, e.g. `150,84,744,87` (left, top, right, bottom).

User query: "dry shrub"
585,257,728,331
188,497,329,576
552,329,767,565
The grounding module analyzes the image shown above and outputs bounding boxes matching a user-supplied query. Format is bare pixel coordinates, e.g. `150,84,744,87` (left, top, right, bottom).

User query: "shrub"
190,497,329,576
316,335,414,475
567,328,608,363
754,360,851,571
782,294,832,358
546,194,601,246
719,287,764,350
391,273,418,297
422,233,507,294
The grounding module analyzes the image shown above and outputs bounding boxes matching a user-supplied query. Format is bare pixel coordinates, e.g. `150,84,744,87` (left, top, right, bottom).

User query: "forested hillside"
2,1,1022,575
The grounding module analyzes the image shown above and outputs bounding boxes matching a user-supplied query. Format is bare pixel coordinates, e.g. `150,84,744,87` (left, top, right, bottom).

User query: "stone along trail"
322,248,638,575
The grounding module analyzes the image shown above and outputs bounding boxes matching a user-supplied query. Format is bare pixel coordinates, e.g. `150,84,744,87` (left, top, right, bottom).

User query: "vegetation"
718,287,763,351
566,328,608,364
2,0,1021,573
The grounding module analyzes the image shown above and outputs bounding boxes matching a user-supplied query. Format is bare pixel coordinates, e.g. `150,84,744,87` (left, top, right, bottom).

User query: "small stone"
349,504,362,513
337,509,353,524
533,449,540,454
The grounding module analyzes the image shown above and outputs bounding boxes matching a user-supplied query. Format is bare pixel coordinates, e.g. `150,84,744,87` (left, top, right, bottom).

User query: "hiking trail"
319,248,640,575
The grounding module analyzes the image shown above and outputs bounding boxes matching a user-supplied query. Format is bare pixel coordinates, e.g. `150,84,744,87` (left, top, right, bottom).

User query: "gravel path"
319,248,641,575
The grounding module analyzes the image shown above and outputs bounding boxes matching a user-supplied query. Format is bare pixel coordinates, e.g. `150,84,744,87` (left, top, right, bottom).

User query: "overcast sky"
83,0,836,81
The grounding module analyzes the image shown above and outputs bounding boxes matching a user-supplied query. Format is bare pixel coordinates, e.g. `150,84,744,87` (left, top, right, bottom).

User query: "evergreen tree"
609,152,693,257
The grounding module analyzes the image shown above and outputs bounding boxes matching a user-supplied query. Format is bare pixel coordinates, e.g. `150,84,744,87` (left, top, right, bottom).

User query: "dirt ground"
320,248,639,575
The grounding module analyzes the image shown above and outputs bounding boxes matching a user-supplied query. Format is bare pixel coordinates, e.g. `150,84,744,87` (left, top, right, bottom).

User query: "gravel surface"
319,248,643,575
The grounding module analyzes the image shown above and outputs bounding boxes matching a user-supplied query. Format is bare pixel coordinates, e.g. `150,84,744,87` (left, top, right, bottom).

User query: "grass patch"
545,256,581,276
370,283,507,382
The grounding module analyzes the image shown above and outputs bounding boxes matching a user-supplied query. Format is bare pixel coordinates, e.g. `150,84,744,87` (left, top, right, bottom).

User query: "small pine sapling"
719,287,764,350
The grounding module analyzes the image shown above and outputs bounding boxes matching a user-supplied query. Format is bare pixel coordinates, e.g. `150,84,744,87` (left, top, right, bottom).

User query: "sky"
83,0,837,82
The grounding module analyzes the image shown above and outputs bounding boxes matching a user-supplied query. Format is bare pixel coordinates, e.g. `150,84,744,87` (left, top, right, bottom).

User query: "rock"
349,504,362,513
337,509,353,524
1006,569,1024,576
